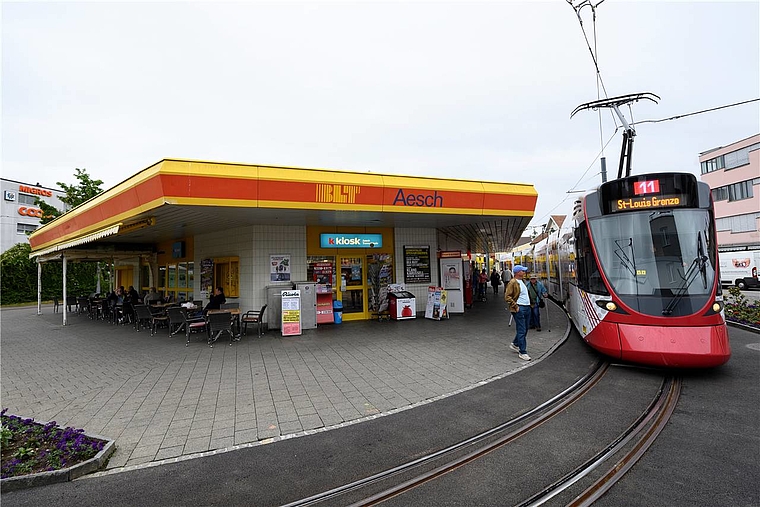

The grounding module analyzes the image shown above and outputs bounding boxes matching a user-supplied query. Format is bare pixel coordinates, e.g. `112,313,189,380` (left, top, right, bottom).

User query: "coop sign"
320,233,383,249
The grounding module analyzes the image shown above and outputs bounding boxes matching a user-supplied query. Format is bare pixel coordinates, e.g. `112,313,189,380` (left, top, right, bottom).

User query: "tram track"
281,363,681,507
282,359,609,507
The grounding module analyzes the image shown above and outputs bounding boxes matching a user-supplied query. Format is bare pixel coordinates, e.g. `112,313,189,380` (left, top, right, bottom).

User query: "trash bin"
333,300,343,324
388,291,416,320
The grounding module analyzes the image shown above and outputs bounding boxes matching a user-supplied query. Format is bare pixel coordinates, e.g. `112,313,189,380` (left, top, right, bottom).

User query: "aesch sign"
320,234,383,249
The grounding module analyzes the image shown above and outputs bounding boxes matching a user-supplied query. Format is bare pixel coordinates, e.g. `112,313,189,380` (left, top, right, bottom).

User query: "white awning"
29,224,121,259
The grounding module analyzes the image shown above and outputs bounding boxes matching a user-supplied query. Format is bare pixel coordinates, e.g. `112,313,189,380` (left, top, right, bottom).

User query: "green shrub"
0,243,100,305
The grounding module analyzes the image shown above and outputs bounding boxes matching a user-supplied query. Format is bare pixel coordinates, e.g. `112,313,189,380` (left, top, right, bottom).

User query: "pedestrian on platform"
501,267,512,285
527,274,548,331
490,267,501,295
504,265,532,361
478,269,489,301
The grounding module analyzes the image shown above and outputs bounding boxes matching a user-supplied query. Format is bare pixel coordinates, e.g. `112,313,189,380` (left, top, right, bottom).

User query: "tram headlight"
594,300,626,313
704,301,724,316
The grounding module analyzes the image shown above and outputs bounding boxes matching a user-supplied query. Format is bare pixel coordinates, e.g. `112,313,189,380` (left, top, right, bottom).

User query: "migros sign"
19,185,53,197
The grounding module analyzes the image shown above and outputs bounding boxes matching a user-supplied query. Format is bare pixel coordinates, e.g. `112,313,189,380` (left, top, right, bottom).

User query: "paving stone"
1,300,564,471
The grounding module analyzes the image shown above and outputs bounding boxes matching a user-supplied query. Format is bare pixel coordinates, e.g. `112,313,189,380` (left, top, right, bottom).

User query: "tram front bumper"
617,323,731,368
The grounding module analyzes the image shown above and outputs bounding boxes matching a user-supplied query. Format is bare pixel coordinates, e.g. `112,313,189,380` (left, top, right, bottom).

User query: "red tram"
537,172,731,368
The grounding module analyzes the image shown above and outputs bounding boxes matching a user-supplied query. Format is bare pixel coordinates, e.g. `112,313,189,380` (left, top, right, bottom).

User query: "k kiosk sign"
320,234,383,249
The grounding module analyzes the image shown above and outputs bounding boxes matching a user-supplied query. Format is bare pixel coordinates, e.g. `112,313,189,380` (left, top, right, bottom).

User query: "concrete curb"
726,320,760,334
0,433,115,492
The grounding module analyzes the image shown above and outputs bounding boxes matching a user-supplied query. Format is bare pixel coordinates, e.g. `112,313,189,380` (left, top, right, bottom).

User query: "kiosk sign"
281,290,302,336
320,234,382,248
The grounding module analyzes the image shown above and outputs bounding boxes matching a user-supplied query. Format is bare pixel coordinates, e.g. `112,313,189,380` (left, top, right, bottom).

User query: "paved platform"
0,293,567,473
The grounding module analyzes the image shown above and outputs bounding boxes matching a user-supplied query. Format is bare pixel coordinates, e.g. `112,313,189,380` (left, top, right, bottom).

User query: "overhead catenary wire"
528,128,618,228
566,0,618,136
632,98,760,125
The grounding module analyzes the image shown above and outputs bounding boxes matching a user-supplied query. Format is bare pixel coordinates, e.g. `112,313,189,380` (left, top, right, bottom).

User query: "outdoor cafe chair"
166,307,187,337
183,310,209,347
241,304,267,337
133,304,167,336
207,311,236,347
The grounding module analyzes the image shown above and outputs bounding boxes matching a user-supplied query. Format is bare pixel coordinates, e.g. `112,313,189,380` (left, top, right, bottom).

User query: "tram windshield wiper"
662,234,708,315
614,238,636,278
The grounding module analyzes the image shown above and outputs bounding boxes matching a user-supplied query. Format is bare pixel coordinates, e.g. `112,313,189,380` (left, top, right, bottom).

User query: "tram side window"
574,222,609,295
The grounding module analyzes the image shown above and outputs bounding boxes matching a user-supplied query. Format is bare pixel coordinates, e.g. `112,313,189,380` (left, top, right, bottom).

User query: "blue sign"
320,233,383,249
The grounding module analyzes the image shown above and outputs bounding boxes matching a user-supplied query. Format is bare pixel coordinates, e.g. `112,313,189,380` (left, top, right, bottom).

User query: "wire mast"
570,93,660,179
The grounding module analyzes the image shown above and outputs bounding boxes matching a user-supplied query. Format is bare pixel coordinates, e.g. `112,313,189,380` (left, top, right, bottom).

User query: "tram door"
338,257,366,320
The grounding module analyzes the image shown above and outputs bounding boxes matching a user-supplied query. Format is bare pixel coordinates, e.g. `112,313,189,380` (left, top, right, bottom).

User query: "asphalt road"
3,327,758,507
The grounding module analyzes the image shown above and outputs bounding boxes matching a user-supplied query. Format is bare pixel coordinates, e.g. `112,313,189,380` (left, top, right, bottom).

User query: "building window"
727,180,753,202
152,261,195,302
18,194,39,205
712,187,728,202
700,156,724,174
724,142,760,170
715,212,760,234
712,179,755,203
17,223,37,234
701,143,759,174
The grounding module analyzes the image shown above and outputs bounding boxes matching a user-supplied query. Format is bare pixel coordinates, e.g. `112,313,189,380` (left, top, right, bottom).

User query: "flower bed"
1,409,115,491
724,287,760,330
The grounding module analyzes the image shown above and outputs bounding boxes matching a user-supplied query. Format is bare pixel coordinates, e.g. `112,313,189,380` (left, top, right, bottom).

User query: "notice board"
403,245,431,284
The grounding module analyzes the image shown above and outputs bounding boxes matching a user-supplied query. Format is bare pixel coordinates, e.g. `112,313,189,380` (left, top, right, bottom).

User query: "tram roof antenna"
570,92,660,179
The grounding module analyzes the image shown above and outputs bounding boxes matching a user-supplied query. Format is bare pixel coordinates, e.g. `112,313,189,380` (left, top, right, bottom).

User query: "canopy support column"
63,254,68,326
37,260,42,316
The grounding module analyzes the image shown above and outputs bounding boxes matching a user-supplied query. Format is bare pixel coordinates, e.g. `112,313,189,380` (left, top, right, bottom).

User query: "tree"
35,168,104,224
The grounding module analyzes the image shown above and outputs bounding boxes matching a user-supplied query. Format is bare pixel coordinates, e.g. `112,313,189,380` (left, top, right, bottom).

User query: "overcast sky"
3,1,759,234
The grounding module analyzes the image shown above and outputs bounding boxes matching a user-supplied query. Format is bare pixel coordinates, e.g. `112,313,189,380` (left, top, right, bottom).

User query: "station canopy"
29,159,538,260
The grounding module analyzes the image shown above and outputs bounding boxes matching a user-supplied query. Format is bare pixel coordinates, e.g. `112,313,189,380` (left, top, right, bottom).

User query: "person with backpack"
527,274,548,331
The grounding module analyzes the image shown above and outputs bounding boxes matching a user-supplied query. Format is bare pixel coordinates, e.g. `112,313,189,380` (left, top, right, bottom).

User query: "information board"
281,289,302,336
403,245,431,284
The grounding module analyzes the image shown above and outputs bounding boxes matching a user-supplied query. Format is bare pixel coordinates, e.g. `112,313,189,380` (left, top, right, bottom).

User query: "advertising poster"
425,286,448,321
441,260,461,290
404,245,431,283
313,262,333,286
200,258,214,293
270,254,291,282
281,289,301,336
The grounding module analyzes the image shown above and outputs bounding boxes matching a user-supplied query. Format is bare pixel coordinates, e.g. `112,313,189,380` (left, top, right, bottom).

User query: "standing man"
501,266,512,286
527,274,548,331
504,265,532,361
490,267,501,295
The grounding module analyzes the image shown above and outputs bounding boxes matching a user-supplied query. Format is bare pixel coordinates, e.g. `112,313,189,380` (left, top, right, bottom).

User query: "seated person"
202,286,226,315
127,286,141,304
143,287,160,305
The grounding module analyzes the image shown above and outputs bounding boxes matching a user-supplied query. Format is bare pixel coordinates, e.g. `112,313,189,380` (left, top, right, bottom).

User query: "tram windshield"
588,209,717,316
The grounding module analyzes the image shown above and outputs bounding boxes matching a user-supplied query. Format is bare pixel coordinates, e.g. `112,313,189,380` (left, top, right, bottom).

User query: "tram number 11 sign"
634,179,660,195
281,290,302,337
